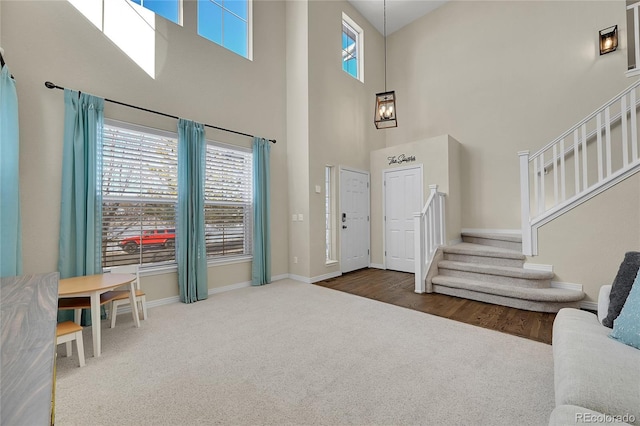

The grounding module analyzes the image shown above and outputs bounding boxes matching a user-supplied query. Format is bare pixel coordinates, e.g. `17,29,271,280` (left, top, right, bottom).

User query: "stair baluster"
520,78,640,255
414,184,446,293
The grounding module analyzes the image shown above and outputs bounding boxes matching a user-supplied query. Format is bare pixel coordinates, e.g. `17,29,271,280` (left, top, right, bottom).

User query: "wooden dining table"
58,273,140,357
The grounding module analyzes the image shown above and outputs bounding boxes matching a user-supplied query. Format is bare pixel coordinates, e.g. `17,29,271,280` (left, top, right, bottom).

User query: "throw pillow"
602,251,640,328
610,268,640,349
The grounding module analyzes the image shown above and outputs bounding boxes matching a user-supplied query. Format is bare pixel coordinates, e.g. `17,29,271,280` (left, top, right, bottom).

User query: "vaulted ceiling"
347,0,448,35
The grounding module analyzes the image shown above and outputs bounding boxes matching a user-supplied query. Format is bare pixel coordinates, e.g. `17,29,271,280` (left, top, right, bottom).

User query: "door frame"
339,166,371,273
382,164,424,270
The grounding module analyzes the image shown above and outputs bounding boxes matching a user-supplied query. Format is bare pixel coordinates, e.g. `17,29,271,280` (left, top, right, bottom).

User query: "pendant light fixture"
374,0,397,129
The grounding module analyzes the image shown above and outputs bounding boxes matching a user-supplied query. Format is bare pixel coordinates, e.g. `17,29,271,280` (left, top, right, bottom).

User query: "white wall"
384,0,639,302
370,135,462,266
290,0,386,281
1,0,288,299
386,0,631,228
286,0,311,279
3,0,635,303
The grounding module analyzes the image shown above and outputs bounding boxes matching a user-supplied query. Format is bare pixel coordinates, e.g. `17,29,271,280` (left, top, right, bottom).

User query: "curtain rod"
44,81,276,144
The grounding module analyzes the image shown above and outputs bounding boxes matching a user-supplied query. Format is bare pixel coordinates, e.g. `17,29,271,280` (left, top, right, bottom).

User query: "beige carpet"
55,279,555,425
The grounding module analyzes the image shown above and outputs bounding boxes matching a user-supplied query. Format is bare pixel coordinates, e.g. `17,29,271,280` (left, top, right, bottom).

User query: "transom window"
130,0,181,24
198,0,252,59
342,13,364,82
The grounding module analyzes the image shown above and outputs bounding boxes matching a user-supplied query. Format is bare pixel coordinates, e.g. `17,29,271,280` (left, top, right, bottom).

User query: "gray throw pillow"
602,251,640,328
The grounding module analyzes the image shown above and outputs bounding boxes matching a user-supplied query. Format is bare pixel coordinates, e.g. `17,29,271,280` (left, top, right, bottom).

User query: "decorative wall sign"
387,154,416,166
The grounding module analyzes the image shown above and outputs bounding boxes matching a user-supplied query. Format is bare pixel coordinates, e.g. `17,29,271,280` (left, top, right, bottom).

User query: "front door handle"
342,225,347,229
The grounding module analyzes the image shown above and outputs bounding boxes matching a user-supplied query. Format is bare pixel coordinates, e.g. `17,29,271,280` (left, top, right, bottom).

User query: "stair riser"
438,269,551,289
461,236,522,252
444,253,524,268
432,285,581,313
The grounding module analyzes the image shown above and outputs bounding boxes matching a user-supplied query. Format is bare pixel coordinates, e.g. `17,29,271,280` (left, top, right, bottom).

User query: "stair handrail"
530,78,640,162
520,78,640,256
414,184,446,293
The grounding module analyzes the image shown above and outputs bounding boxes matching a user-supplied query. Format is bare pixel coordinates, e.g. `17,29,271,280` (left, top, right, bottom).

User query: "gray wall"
383,0,640,301
1,0,288,300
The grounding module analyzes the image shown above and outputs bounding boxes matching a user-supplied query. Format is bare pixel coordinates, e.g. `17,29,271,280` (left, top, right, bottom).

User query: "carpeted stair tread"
438,260,554,280
443,243,525,260
431,275,584,302
461,232,522,243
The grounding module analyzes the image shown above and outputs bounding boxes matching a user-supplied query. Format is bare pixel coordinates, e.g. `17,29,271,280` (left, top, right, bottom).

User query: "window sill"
626,68,640,78
128,255,253,277
207,255,252,267
325,260,339,267
139,263,178,277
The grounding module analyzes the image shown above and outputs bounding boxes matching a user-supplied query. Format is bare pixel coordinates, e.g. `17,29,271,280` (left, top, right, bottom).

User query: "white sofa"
549,285,640,425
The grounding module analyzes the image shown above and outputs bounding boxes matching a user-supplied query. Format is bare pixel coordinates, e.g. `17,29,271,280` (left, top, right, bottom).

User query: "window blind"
204,143,252,258
101,123,178,268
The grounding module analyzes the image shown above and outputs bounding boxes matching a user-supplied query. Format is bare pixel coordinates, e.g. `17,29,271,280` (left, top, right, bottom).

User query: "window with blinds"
100,121,253,268
204,143,253,258
101,121,178,268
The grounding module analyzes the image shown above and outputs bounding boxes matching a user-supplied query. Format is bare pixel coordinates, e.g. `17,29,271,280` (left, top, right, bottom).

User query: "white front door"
384,166,423,273
340,168,370,273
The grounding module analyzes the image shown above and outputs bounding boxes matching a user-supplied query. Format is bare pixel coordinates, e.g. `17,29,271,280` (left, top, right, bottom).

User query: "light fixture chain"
383,0,387,91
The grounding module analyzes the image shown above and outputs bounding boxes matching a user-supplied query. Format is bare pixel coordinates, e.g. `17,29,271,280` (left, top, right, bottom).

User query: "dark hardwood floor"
314,268,556,345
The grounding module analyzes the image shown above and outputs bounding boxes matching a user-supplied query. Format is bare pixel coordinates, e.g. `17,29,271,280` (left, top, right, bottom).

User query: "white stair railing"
414,184,446,293
520,78,640,256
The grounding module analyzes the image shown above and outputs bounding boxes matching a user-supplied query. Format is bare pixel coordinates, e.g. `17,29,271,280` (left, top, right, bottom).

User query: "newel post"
519,151,533,256
429,184,442,245
414,212,424,293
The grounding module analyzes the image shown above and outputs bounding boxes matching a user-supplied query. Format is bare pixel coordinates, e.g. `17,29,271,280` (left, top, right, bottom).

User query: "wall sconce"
375,91,397,129
599,25,618,55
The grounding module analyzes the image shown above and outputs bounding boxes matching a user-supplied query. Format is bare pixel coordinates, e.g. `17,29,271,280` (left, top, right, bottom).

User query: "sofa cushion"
553,309,640,425
549,405,633,425
602,252,640,328
610,269,640,349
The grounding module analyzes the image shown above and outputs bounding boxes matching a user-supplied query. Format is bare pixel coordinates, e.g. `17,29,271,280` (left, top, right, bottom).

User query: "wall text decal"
387,154,416,166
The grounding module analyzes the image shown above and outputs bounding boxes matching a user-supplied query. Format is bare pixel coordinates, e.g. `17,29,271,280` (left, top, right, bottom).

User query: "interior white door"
340,168,370,273
384,166,423,273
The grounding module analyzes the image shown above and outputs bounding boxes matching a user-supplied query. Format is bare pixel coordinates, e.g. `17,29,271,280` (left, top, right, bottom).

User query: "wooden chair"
58,288,129,327
56,321,85,367
109,265,147,328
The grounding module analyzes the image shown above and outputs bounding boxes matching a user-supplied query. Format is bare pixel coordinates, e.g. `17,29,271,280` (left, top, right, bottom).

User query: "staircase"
430,232,584,313
520,78,640,255
414,80,640,311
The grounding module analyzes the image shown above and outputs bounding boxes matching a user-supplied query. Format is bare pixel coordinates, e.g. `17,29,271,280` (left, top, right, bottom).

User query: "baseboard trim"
118,277,284,314
524,263,553,272
272,274,290,282
461,228,521,235
145,296,180,311
551,281,583,291
369,263,385,269
209,281,252,295
311,270,342,283
288,274,311,284
580,301,598,311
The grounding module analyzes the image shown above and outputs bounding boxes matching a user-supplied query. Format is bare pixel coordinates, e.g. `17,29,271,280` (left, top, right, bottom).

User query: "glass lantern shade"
599,25,618,55
374,91,397,129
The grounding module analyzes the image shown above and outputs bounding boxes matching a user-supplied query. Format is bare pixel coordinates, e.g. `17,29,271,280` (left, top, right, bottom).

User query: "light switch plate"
292,214,297,222
298,214,304,221
315,185,321,194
